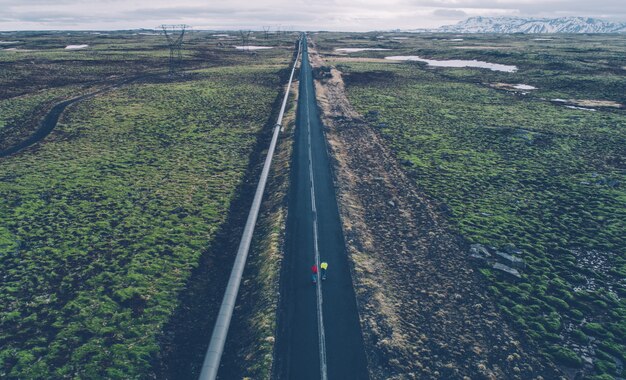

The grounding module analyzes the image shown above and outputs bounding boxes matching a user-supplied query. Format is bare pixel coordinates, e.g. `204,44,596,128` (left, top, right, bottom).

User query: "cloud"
125,6,267,19
0,0,624,30
433,9,467,18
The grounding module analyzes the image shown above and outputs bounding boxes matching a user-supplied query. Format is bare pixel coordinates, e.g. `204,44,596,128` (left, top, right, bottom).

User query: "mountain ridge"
411,16,626,33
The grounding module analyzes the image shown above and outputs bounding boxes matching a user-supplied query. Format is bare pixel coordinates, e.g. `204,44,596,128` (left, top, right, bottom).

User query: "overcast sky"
1,0,625,31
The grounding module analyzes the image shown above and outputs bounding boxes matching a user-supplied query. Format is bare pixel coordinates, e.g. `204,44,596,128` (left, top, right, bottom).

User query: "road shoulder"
309,40,562,379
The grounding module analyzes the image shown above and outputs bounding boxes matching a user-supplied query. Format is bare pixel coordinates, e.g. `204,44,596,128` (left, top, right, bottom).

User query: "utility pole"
239,30,251,51
160,24,189,75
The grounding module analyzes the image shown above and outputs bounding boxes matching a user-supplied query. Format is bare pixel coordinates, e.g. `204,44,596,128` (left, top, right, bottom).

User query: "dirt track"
309,42,563,379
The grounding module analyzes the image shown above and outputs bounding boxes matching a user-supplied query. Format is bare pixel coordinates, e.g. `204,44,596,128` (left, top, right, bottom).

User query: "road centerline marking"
304,46,328,380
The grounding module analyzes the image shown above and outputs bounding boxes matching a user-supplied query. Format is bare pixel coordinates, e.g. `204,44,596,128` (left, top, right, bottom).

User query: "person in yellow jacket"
320,262,328,280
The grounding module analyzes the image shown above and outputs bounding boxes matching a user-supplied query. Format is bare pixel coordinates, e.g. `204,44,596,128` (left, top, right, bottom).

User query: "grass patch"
0,30,295,378
315,32,626,378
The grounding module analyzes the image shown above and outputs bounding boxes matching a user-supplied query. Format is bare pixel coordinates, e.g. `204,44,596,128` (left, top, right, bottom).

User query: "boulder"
470,253,488,262
502,243,522,255
469,243,491,259
495,250,526,269
493,263,521,278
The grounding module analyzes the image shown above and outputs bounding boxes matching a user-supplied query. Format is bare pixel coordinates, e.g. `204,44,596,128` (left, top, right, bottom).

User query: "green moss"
0,53,290,377
586,375,616,380
548,346,583,368
544,295,570,311
583,323,610,338
326,32,626,378
571,329,589,344
594,359,617,375
598,341,626,362
570,309,585,321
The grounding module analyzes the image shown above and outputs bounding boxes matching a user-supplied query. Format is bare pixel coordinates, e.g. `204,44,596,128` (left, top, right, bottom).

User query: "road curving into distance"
0,76,143,158
0,91,101,158
274,33,369,380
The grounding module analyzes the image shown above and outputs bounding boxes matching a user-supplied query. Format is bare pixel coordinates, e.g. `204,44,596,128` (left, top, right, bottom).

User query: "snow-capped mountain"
432,16,626,33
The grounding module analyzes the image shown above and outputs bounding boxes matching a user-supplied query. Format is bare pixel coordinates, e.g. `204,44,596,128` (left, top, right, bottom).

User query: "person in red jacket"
311,264,318,284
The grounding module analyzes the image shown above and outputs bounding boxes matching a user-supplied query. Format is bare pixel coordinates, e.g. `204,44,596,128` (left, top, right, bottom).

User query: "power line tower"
160,24,189,74
239,30,251,51
262,26,270,40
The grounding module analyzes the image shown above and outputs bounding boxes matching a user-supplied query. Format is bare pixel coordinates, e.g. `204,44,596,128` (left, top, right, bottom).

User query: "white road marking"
304,45,328,380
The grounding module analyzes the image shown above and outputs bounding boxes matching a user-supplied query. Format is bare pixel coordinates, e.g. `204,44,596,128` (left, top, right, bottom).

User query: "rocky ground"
309,41,563,380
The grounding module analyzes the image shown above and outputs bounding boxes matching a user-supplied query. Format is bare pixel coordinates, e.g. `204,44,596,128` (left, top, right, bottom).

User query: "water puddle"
454,46,515,50
234,46,273,50
335,48,391,53
493,83,537,91
0,41,21,44
65,44,89,50
565,105,596,111
385,55,517,72
512,84,536,90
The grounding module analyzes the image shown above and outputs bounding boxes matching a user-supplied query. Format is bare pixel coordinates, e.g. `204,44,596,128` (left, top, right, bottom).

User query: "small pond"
234,46,273,50
65,45,89,50
384,55,518,72
335,48,391,53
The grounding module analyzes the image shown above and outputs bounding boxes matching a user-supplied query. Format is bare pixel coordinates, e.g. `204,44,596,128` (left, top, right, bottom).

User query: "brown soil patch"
309,39,563,380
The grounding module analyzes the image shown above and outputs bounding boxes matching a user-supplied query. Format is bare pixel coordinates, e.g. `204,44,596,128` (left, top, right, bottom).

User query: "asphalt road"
0,76,139,158
275,35,369,380
0,93,94,157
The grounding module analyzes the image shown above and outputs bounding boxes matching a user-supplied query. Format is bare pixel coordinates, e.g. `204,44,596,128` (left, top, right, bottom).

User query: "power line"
160,24,190,75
